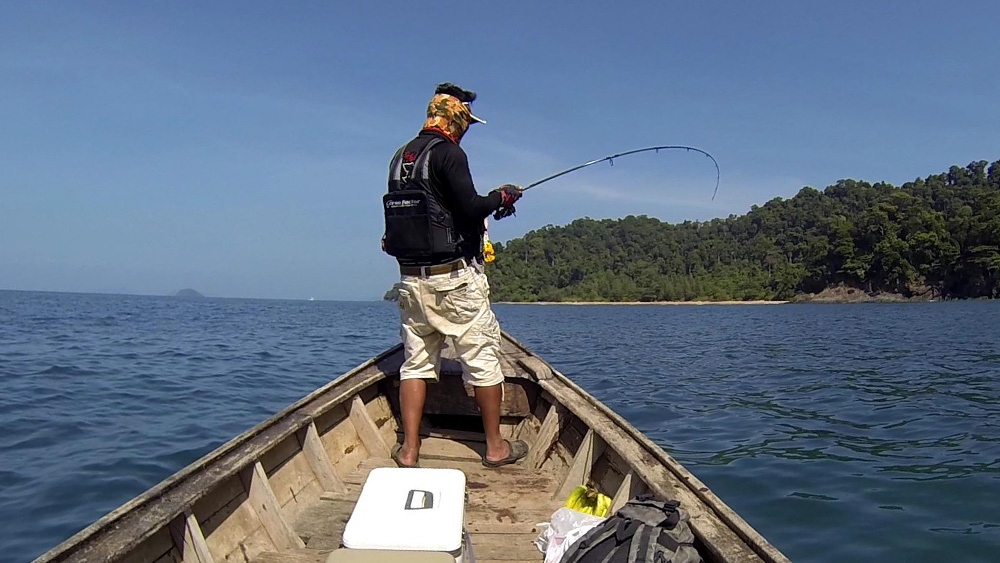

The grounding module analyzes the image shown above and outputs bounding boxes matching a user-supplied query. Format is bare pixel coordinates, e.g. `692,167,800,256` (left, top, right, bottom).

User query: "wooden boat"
33,333,791,563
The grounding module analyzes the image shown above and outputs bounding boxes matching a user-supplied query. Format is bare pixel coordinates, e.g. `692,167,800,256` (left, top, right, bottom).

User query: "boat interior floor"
257,430,562,563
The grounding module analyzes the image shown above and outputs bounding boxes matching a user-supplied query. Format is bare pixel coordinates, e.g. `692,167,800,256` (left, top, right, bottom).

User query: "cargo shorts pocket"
434,275,483,326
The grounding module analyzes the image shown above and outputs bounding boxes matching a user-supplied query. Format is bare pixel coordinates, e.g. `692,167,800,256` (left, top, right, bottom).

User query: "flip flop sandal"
391,444,420,468
482,439,529,468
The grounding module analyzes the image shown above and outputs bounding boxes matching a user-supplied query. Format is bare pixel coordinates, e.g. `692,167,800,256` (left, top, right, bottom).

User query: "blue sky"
2,2,997,300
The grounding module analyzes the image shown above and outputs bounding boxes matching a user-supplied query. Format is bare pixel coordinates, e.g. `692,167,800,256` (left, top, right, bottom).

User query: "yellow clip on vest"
483,220,496,263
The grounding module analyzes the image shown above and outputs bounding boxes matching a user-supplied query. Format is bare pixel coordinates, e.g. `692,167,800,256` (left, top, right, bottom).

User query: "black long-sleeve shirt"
398,130,502,265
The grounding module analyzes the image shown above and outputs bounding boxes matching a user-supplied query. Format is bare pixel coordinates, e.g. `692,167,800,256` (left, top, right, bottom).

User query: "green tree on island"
487,159,1000,302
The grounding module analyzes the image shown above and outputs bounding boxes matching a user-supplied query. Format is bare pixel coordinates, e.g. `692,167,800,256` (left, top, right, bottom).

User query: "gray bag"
559,496,701,563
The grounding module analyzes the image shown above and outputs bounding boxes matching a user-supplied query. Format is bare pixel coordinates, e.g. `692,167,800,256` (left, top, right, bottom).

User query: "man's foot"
392,442,420,468
482,439,528,468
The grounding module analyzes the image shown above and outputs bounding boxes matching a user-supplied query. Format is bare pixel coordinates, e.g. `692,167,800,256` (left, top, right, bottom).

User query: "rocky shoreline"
496,300,787,306
788,285,938,304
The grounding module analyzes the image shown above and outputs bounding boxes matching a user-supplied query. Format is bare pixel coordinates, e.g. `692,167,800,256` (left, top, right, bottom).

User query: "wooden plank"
413,436,484,461
280,480,323,524
316,406,369,480
420,427,487,443
524,404,567,469
191,475,244,537
366,393,398,447
553,428,606,501
347,457,562,493
516,355,553,381
466,516,548,535
256,549,330,563
295,498,354,551
169,512,215,563
349,395,391,458
241,461,305,550
610,471,642,513
540,440,573,474
151,549,183,563
265,451,321,521
259,434,301,476
216,526,273,563
200,493,270,561
469,533,544,561
514,406,542,444
510,418,528,441
114,527,175,563
299,422,347,494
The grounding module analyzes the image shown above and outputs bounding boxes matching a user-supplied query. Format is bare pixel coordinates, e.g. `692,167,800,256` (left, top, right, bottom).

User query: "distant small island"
174,289,205,298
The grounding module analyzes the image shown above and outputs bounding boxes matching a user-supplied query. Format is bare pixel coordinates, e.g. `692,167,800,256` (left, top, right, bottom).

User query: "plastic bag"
534,507,606,563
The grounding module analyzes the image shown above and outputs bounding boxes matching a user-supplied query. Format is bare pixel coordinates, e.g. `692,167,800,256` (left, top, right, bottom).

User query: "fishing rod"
522,145,720,198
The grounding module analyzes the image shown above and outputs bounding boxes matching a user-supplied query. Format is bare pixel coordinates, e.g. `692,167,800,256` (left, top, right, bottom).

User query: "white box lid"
342,467,466,552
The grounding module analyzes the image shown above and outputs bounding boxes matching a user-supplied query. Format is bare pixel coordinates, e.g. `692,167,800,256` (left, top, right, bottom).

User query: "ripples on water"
2,292,998,563
499,303,1000,563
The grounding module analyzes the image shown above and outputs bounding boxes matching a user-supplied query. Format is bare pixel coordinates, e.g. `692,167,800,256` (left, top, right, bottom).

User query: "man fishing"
382,82,527,468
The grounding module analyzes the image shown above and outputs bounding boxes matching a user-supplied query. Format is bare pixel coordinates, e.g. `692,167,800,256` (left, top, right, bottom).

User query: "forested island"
488,160,1000,302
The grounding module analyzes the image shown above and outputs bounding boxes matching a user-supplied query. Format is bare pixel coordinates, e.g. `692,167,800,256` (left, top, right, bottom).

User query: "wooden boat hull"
33,332,790,563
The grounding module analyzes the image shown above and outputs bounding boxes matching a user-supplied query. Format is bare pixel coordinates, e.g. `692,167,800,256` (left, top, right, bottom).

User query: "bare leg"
474,383,511,462
398,378,427,466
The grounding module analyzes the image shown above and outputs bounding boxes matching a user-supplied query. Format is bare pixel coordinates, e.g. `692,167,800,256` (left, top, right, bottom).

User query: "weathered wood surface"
168,512,214,563
33,348,403,563
314,405,369,481
553,428,606,500
348,395,391,459
468,533,544,561
260,437,321,523
295,499,353,551
115,528,177,563
610,471,643,514
256,549,330,563
242,462,305,550
524,404,568,469
298,423,347,494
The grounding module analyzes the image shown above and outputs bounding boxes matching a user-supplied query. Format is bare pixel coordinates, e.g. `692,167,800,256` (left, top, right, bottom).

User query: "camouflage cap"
434,82,486,124
423,92,482,142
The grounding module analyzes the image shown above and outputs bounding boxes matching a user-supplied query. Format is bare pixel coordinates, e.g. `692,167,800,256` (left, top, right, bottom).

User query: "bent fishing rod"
522,145,720,199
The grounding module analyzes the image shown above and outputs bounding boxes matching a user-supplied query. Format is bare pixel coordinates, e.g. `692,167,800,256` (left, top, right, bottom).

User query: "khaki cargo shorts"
396,266,504,387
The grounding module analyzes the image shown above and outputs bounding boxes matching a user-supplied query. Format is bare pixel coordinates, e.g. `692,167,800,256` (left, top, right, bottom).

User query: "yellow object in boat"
564,486,612,517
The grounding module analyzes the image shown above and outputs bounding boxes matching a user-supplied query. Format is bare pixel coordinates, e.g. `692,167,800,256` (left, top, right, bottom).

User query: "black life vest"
383,137,462,260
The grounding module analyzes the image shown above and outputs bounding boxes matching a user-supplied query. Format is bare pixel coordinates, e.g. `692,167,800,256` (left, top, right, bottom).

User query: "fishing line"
522,145,721,200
